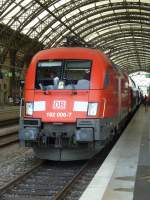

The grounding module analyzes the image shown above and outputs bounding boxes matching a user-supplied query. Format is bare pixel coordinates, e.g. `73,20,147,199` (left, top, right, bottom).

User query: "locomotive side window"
35,60,91,90
104,70,110,88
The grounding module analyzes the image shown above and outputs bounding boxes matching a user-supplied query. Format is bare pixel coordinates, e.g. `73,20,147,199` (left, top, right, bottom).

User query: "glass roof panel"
88,14,101,21
73,19,87,28
95,1,109,6
20,0,31,7
39,28,53,41
65,9,80,19
48,5,55,12
22,18,40,34
0,0,150,73
1,2,17,18
51,21,60,28
80,3,95,11
100,10,117,16
38,10,48,20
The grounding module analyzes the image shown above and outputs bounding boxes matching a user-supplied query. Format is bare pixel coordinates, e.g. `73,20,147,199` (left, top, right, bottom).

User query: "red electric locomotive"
19,47,131,161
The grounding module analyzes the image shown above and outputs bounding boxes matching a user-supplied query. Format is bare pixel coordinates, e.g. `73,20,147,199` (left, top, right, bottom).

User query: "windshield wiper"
67,79,77,95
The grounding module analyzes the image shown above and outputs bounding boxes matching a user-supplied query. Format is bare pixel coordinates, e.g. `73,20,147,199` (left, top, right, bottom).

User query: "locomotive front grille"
24,119,41,127
77,119,96,127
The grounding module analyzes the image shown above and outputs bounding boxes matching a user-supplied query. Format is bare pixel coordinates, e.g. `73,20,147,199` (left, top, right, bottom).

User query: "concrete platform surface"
80,106,150,200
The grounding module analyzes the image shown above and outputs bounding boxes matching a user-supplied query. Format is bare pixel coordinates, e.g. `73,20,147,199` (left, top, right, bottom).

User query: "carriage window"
35,60,92,90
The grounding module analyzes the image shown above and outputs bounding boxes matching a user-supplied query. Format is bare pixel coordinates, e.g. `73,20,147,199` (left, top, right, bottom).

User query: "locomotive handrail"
102,98,107,118
19,98,24,118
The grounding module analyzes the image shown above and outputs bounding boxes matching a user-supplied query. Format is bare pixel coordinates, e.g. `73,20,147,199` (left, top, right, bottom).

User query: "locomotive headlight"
88,103,98,116
25,102,33,116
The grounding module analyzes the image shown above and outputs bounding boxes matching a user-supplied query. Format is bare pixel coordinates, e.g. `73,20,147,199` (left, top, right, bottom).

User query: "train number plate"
46,112,72,118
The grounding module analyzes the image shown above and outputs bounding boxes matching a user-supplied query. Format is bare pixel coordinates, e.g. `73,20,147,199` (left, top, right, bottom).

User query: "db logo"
53,100,66,110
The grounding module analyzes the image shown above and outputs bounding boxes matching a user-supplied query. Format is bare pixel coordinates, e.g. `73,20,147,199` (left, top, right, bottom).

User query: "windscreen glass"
35,60,92,90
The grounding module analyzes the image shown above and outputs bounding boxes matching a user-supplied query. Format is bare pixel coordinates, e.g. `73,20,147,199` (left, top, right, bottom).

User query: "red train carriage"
128,77,140,111
19,47,131,161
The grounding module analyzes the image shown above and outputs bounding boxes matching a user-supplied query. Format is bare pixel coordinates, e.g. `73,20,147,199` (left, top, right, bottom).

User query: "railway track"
0,109,135,199
0,108,137,199
0,118,19,127
0,161,85,200
0,119,19,147
0,138,115,200
54,142,114,200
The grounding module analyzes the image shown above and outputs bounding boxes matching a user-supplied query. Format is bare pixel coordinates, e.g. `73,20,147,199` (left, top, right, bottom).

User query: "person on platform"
144,95,148,112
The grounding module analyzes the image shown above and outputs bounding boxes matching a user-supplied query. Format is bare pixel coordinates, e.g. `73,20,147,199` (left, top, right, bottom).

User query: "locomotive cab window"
35,60,92,90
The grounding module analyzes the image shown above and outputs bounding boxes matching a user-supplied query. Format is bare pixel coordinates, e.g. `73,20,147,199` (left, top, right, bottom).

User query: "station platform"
0,106,19,121
80,106,150,200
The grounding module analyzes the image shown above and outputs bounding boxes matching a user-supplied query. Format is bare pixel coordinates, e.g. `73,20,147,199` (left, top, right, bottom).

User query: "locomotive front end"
19,48,110,160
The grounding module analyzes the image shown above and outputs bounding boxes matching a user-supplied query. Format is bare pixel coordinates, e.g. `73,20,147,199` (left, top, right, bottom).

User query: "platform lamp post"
0,67,3,106
0,69,3,79
145,71,150,103
147,85,150,97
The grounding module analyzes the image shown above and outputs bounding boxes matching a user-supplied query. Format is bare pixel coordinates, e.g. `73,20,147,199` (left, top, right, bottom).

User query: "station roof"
0,0,150,73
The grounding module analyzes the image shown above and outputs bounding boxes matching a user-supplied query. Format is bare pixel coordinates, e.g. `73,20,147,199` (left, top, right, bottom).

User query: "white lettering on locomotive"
46,112,72,118
53,100,66,110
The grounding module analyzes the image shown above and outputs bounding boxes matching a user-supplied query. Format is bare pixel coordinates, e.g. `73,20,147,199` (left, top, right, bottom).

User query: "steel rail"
0,119,19,147
0,160,86,199
0,118,19,127
54,146,114,200
0,161,44,195
0,131,18,147
54,161,90,200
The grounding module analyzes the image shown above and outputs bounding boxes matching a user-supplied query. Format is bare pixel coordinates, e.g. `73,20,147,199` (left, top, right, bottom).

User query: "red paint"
24,47,130,122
